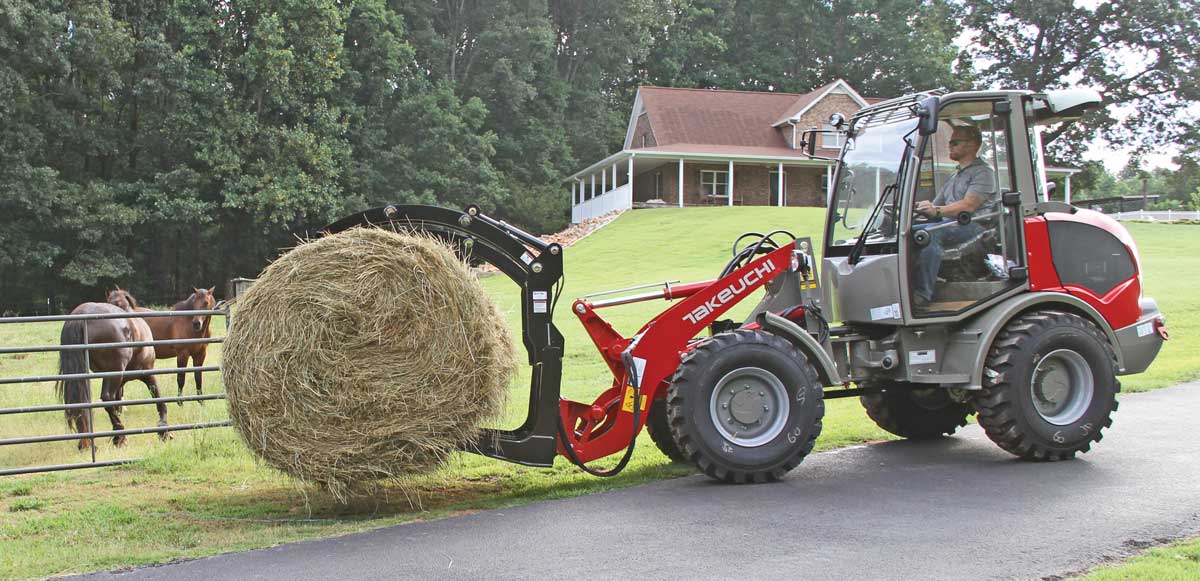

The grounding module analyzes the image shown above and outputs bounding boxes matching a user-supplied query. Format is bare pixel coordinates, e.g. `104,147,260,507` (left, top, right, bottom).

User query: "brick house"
568,80,880,223
567,81,1081,223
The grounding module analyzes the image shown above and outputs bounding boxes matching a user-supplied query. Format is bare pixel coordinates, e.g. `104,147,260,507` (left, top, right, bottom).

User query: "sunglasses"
948,139,974,146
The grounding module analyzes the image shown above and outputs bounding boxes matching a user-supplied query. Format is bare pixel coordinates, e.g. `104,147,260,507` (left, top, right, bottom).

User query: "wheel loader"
325,88,1167,482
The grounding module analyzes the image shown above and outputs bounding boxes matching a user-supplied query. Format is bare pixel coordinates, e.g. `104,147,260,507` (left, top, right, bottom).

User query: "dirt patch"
475,210,626,276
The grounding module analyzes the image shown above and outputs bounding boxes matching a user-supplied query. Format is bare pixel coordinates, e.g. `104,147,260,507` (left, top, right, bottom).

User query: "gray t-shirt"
933,158,996,206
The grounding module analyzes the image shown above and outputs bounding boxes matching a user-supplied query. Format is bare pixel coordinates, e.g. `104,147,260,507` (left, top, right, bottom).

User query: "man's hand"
915,200,939,218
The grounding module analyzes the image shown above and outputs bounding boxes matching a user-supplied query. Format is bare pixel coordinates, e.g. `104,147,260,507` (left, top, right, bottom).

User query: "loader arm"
322,204,565,467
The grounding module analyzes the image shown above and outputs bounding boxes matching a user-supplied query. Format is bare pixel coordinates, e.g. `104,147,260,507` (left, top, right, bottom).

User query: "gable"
771,79,869,127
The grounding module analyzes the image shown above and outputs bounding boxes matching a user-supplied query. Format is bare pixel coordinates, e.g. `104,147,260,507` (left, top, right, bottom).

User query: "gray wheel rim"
1030,349,1094,426
709,366,789,447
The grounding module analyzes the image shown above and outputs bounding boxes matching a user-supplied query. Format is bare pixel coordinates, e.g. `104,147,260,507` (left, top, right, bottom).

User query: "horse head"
188,287,217,333
106,287,139,312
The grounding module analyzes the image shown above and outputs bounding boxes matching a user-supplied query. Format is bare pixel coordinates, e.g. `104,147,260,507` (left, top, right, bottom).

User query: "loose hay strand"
223,228,516,501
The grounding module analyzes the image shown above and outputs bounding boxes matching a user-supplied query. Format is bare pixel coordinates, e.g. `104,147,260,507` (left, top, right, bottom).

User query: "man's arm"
916,191,985,219
917,165,994,219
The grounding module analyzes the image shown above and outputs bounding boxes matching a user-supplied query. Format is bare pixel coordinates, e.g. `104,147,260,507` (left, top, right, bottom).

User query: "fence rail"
1112,209,1200,222
0,307,230,477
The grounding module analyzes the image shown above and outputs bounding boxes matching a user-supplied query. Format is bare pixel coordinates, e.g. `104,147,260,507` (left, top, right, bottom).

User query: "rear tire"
646,397,686,462
860,383,972,439
972,310,1119,461
666,330,824,483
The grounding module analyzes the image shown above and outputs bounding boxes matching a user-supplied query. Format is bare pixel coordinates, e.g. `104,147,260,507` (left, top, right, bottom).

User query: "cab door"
902,98,1026,320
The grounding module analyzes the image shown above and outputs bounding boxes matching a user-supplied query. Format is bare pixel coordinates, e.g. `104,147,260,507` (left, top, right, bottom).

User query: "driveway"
83,384,1200,580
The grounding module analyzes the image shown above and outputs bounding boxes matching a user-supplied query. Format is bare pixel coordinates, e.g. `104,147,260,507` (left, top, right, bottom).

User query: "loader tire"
666,330,824,483
859,383,972,439
646,397,686,462
972,310,1120,461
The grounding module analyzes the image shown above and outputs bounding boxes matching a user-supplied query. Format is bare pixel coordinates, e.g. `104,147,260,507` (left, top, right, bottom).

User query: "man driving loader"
911,124,996,310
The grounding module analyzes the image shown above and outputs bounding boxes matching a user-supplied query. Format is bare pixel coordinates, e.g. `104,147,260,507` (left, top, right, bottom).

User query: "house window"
821,122,844,148
701,170,729,197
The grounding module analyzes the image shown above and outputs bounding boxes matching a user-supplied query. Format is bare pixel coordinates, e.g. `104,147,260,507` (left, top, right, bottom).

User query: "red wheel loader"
325,88,1167,482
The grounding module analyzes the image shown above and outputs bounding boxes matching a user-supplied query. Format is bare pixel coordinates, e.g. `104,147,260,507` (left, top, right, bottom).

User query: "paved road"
84,384,1200,580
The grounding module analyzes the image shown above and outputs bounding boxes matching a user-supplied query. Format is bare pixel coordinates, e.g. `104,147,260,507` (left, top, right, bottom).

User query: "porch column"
571,181,577,206
1065,175,1073,205
777,162,784,207
727,159,734,207
591,174,596,200
826,165,834,206
627,156,634,197
601,167,607,194
678,158,684,208
613,163,619,189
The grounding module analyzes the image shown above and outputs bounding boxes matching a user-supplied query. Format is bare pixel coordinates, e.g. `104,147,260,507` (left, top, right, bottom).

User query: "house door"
770,171,786,206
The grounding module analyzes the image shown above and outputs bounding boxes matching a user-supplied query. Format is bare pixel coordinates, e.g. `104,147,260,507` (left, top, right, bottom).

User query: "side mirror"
799,129,819,157
916,96,939,136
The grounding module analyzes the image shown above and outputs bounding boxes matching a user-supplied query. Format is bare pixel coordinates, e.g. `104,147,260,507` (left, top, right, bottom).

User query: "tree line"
1,0,1195,313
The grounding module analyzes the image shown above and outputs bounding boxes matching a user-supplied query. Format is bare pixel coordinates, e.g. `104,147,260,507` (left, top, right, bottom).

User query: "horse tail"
57,320,92,435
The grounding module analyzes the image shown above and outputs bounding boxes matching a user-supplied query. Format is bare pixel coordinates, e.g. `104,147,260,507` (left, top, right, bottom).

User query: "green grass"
1079,536,1200,580
0,208,1197,579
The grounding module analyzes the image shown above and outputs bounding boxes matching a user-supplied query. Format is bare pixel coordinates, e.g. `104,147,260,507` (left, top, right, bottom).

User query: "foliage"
0,0,1194,312
961,0,1200,164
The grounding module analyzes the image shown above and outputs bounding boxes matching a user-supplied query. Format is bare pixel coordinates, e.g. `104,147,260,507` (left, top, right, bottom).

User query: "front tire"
860,383,973,439
973,311,1120,461
666,330,824,483
646,397,686,462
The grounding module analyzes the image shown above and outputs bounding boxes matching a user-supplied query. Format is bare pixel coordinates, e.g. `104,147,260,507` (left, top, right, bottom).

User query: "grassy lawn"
1,208,1197,578
1079,536,1200,580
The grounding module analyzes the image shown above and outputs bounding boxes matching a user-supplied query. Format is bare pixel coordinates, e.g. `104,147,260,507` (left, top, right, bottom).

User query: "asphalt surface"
82,384,1200,580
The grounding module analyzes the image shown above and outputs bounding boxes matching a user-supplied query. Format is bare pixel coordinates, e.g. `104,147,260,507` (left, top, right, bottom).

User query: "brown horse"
57,301,170,450
108,287,216,401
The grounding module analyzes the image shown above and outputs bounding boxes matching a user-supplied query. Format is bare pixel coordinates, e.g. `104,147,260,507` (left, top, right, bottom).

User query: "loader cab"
822,91,1040,325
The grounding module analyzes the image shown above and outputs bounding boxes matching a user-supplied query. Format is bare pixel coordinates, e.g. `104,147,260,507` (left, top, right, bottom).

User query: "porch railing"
572,183,632,224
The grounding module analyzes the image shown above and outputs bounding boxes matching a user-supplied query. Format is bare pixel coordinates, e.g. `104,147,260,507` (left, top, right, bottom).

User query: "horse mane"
123,291,139,310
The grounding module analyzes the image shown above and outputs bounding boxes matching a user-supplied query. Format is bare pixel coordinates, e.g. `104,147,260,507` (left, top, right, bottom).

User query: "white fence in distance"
1112,210,1200,222
572,183,632,224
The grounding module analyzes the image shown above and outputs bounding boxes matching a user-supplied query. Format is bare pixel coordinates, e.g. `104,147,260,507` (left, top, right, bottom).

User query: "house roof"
637,86,804,151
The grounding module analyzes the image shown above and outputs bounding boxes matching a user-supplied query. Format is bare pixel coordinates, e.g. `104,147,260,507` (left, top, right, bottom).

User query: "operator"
911,125,996,309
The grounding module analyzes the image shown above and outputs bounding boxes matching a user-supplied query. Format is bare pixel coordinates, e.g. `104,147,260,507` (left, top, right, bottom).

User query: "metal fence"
1112,209,1200,222
0,307,230,476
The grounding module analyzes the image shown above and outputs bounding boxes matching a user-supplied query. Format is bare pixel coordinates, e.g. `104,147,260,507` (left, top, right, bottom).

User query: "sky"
958,0,1185,174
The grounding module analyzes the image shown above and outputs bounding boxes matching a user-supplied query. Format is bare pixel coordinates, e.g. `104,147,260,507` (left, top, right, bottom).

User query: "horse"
57,300,170,450
108,287,216,402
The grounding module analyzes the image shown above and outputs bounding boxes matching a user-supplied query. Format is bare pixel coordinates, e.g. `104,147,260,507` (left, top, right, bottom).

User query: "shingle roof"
633,82,878,158
638,86,805,150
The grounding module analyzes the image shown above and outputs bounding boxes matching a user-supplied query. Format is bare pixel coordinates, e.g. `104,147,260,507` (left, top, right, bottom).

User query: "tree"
962,0,1200,163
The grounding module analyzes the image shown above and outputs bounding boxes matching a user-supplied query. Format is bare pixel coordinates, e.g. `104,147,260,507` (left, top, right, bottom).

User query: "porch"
568,150,835,224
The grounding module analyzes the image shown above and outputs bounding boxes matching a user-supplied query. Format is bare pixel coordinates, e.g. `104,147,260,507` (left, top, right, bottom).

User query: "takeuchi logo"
682,261,777,325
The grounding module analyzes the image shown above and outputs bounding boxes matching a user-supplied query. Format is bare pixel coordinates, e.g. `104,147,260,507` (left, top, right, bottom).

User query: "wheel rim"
1030,349,1094,425
709,367,790,447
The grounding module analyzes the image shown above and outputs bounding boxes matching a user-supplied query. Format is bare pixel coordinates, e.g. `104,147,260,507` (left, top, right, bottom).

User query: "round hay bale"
223,227,515,499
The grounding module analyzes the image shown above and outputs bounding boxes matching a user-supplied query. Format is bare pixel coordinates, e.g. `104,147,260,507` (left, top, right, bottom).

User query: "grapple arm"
322,204,564,467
